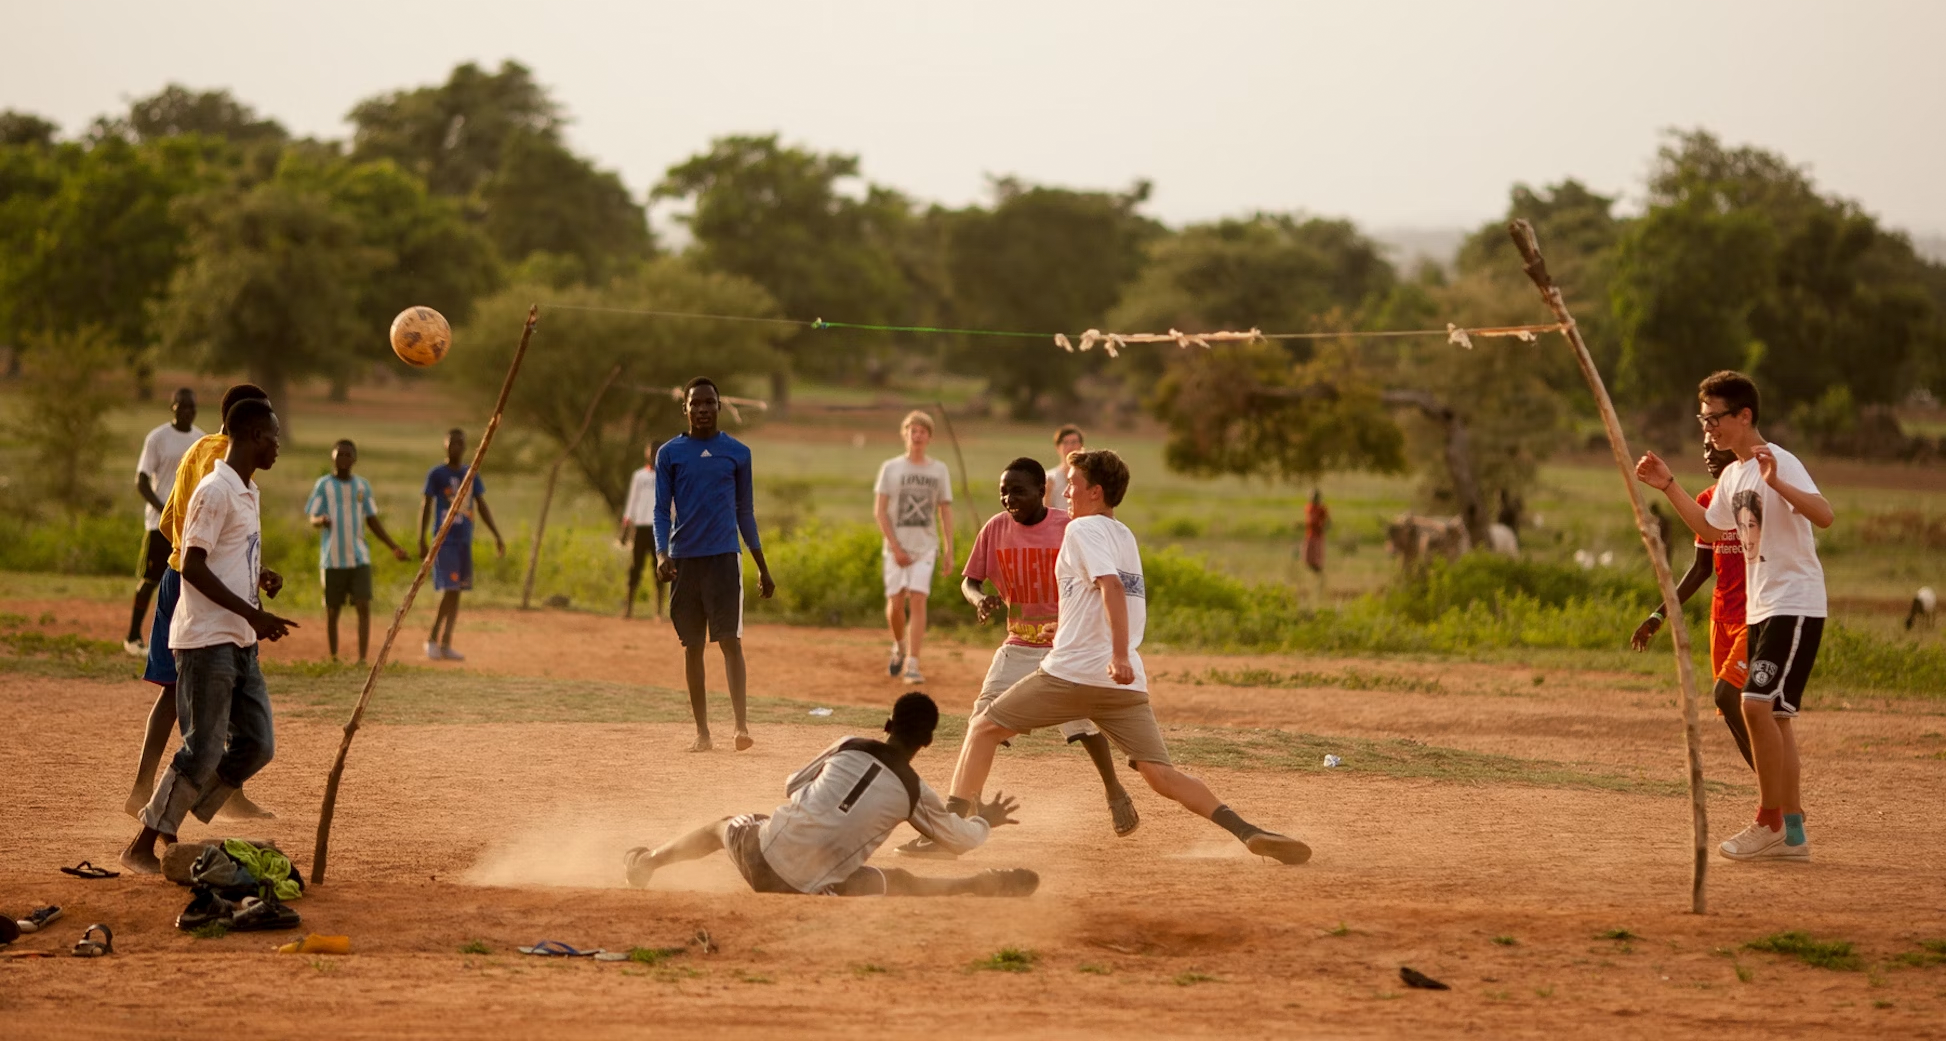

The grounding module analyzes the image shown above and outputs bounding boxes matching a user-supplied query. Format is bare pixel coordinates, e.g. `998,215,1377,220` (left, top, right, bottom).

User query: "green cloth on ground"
224,838,302,901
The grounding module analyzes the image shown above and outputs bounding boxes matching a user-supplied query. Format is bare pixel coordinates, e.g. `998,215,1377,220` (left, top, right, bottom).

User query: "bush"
1384,554,1659,623
0,513,145,575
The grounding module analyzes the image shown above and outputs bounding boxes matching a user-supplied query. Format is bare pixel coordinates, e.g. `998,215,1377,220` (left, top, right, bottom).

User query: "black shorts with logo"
1742,615,1824,718
670,552,743,647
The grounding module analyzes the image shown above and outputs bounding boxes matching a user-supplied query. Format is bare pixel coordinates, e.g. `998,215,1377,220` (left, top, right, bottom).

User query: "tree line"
4,61,1943,521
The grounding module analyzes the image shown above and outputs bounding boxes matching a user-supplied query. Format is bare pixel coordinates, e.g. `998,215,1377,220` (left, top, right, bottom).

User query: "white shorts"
973,643,1098,741
882,547,936,598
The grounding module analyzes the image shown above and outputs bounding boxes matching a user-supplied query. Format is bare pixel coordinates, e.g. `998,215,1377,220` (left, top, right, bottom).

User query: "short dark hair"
684,377,719,398
1699,370,1760,424
218,384,268,430
1069,449,1130,507
333,438,357,451
446,427,465,440
1053,424,1084,447
1003,456,1047,488
225,398,277,441
886,692,940,745
172,386,196,402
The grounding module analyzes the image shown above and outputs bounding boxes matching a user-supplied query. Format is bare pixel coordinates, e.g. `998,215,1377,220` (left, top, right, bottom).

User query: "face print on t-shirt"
1731,489,1763,562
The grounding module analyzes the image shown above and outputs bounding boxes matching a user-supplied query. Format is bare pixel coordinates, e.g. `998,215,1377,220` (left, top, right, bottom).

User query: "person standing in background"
1044,425,1084,510
1302,489,1330,576
620,440,667,620
127,389,204,655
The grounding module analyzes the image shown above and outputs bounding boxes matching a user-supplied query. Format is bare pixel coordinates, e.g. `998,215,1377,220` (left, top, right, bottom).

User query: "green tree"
454,259,785,512
0,110,57,147
481,131,652,283
156,168,386,414
348,60,559,198
941,179,1163,416
8,327,127,515
113,84,287,145
654,134,911,411
1456,180,1622,374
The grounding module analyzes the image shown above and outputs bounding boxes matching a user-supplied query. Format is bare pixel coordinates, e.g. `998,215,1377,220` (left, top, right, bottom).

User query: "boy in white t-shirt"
873,410,954,685
942,449,1312,865
121,399,299,874
1637,370,1834,862
126,388,205,654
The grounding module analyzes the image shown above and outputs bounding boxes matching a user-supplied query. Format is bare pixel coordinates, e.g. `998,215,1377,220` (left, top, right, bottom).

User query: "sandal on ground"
176,888,236,931
227,896,301,932
72,924,113,957
1108,793,1140,837
61,861,119,879
518,940,603,957
16,906,63,934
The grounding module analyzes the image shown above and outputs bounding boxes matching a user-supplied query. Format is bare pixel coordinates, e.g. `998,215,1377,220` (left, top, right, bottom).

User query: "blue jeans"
141,643,274,834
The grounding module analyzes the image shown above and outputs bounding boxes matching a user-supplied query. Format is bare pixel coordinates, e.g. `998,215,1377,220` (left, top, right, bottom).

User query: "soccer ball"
390,306,451,368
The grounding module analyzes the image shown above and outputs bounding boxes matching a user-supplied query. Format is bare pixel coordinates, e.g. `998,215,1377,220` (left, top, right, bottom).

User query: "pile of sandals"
2,902,112,958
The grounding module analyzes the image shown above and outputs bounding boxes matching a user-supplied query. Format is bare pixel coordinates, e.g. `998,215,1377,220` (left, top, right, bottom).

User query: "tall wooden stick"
1508,221,1709,913
310,305,541,884
520,363,623,610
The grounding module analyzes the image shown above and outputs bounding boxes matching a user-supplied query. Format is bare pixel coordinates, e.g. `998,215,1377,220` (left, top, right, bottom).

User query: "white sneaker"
441,646,466,662
888,643,905,678
901,657,924,685
123,639,145,658
1719,821,1788,861
425,641,442,661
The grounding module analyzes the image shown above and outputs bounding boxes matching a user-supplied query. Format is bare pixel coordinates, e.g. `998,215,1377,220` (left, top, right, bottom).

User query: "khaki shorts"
982,669,1170,766
972,645,1099,741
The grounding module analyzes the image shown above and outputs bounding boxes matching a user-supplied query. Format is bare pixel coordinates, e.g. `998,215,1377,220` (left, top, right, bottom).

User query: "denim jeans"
141,643,274,834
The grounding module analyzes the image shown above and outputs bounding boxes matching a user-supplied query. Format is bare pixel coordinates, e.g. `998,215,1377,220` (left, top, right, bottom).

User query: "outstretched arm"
1632,544,1713,650
1634,452,1724,541
1096,574,1134,685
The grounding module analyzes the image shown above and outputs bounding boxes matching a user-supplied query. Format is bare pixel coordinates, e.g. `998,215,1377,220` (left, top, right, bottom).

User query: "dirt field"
3,598,1945,1039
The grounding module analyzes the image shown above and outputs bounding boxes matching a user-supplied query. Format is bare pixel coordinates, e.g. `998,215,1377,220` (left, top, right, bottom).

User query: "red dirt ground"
4,598,1945,1039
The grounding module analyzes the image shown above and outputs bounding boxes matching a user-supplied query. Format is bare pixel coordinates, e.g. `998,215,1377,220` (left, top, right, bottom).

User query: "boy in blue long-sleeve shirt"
655,377,777,752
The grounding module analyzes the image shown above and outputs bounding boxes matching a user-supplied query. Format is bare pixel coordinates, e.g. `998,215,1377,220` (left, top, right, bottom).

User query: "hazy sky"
10,1,1945,237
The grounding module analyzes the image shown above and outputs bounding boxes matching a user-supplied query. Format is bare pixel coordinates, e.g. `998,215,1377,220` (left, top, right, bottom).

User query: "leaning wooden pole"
1508,220,1709,913
521,363,623,610
310,305,541,884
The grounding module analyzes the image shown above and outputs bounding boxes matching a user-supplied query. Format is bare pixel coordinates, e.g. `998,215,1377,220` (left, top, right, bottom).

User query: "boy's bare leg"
721,636,752,750
125,685,177,817
215,786,275,820
1774,717,1802,814
950,715,1016,802
904,593,928,662
684,644,711,751
623,818,731,886
127,577,159,645
1713,679,1755,769
884,591,906,653
1076,732,1138,834
441,591,461,648
879,866,1038,897
325,604,342,659
1742,700,1787,812
355,602,372,663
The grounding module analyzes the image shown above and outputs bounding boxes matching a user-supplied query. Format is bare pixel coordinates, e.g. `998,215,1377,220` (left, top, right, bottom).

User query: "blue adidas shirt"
653,432,760,559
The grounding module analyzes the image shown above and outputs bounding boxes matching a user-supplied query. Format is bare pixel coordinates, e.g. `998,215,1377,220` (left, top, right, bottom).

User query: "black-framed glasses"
1697,408,1734,429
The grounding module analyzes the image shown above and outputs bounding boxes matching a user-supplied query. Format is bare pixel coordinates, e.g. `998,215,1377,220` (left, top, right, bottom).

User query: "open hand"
977,791,1021,828
1634,451,1673,491
1629,615,1661,651
1753,444,1778,485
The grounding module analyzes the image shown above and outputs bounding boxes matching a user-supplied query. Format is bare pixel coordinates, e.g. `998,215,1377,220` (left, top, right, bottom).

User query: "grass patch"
1077,963,1110,975
1174,971,1219,986
852,962,888,976
457,939,490,955
1177,667,1442,695
731,969,773,984
1491,935,1518,947
1326,922,1352,937
1597,929,1638,941
1745,931,1864,972
189,922,228,940
974,947,1036,973
630,946,685,965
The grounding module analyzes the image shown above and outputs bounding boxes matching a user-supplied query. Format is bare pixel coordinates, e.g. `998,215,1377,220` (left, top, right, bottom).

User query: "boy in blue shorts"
307,439,409,662
419,428,505,661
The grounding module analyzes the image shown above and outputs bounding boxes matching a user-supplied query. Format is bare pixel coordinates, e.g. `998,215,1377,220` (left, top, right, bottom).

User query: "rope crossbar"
538,300,1567,355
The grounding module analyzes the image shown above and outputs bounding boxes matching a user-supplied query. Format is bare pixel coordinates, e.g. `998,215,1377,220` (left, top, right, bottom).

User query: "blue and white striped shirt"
306,474,379,569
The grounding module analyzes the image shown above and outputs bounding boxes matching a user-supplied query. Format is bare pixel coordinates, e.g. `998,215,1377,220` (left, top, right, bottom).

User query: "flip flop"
1109,793,1140,837
517,940,603,957
61,861,119,879
72,923,113,958
16,906,63,934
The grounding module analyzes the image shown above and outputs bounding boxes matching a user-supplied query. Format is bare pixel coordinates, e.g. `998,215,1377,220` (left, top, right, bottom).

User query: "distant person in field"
1631,442,1754,769
419,427,505,662
127,388,204,656
1302,489,1330,575
125,383,277,823
655,378,776,752
122,399,299,874
624,692,1037,899
618,440,667,620
874,410,954,685
944,449,1312,865
897,457,1136,860
1637,370,1833,863
1044,424,1084,510
306,439,408,663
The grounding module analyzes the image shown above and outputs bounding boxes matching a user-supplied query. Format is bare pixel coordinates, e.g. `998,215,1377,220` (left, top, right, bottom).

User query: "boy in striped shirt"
306,440,408,662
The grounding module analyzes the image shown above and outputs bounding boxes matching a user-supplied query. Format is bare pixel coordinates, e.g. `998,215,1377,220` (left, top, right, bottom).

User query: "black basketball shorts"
1742,615,1824,719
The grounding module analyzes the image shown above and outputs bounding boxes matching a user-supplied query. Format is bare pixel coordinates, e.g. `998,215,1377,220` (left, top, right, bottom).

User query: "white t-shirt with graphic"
1704,444,1826,623
137,422,206,531
874,456,953,556
171,460,263,650
1043,514,1147,692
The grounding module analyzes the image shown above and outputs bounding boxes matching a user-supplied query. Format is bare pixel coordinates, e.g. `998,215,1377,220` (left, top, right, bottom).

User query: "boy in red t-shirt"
1631,443,1752,768
897,457,1135,859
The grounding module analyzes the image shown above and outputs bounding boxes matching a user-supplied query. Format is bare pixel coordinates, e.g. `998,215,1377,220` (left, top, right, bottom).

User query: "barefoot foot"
215,789,276,821
688,735,713,753
734,730,754,752
119,833,168,875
